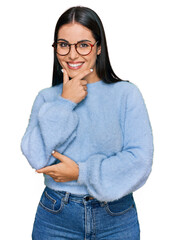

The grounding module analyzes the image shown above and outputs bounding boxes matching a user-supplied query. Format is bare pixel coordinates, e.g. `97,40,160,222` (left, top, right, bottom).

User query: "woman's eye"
58,42,68,48
79,43,89,48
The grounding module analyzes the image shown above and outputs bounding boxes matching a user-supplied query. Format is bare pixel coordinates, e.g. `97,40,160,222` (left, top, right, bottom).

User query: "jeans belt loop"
62,192,70,204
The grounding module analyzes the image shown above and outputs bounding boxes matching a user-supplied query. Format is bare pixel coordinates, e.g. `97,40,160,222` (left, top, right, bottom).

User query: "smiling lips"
67,62,84,70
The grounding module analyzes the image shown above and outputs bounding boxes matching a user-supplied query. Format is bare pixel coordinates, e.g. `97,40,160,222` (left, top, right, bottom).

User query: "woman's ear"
97,45,101,55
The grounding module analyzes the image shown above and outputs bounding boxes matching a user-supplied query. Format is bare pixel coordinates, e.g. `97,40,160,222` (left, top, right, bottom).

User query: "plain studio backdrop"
0,0,174,239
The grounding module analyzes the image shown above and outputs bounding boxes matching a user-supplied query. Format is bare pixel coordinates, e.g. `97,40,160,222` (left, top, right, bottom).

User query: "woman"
21,6,154,240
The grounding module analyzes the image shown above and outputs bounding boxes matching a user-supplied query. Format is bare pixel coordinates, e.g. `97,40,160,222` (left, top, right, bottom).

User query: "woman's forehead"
57,22,94,42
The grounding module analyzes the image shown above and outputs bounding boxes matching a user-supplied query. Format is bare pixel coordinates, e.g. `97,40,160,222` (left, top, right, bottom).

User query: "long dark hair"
52,6,127,86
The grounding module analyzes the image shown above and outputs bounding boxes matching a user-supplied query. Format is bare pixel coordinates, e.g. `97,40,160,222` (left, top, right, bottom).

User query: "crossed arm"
36,150,79,182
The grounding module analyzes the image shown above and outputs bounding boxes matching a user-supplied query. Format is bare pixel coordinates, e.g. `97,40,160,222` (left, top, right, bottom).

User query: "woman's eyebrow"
57,38,69,43
77,40,92,43
57,38,92,43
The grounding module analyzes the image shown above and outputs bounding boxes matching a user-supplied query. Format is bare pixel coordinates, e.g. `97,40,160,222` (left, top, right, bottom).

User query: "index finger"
62,69,69,85
73,69,93,82
36,165,54,174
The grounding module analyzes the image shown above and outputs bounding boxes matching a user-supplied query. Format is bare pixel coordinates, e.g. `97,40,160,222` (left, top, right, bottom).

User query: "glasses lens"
76,42,92,55
57,42,69,55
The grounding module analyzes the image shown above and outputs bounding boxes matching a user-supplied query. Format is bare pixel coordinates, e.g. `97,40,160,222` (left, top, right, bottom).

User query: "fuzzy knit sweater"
21,80,154,202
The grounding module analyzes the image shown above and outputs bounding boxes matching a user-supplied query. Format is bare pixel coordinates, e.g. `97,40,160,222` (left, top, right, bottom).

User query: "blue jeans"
32,187,140,240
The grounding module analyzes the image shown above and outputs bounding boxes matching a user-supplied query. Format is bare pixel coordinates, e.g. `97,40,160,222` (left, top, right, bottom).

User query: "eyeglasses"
52,40,98,56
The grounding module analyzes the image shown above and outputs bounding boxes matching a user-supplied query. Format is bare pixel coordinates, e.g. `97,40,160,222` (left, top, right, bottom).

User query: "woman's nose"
68,45,79,59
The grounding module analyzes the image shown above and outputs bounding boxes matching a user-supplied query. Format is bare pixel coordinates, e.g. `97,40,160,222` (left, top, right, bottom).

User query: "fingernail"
61,69,64,73
90,68,93,72
52,150,55,154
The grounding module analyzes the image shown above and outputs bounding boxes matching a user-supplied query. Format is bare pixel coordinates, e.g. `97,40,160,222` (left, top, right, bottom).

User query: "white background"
0,0,174,239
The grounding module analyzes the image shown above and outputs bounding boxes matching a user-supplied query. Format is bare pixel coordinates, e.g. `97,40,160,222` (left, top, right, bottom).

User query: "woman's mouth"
67,62,84,70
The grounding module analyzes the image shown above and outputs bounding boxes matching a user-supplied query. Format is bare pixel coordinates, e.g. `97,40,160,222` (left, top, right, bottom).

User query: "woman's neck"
84,67,101,84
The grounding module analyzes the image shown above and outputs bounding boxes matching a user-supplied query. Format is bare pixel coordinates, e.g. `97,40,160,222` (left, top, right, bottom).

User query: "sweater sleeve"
77,85,154,202
20,90,79,170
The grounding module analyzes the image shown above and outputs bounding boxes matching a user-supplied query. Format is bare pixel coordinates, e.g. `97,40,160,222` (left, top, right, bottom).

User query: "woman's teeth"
68,63,83,67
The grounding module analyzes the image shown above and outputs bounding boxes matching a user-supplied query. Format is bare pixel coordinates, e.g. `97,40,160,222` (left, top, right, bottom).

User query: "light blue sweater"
21,80,154,202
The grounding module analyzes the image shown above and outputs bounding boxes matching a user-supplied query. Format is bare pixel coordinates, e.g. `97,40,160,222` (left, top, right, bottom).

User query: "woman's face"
57,22,101,79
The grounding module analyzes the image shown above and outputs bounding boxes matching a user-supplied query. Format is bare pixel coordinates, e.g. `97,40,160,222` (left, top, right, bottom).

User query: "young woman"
21,6,154,240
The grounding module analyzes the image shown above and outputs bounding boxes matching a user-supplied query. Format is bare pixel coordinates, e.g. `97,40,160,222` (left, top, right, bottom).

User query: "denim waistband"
45,186,134,206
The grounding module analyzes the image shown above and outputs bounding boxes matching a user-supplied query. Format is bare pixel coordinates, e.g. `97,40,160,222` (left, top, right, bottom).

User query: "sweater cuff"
77,161,87,185
38,95,77,120
57,95,78,111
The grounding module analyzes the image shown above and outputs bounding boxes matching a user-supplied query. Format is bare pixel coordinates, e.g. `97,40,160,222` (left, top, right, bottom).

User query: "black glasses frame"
52,41,98,56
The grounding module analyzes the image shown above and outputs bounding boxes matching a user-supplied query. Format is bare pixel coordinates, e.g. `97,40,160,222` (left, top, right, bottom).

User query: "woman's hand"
36,151,79,182
61,68,92,104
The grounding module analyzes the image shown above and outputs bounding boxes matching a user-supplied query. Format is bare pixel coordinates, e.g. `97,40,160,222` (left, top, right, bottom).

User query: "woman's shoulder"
113,80,142,96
